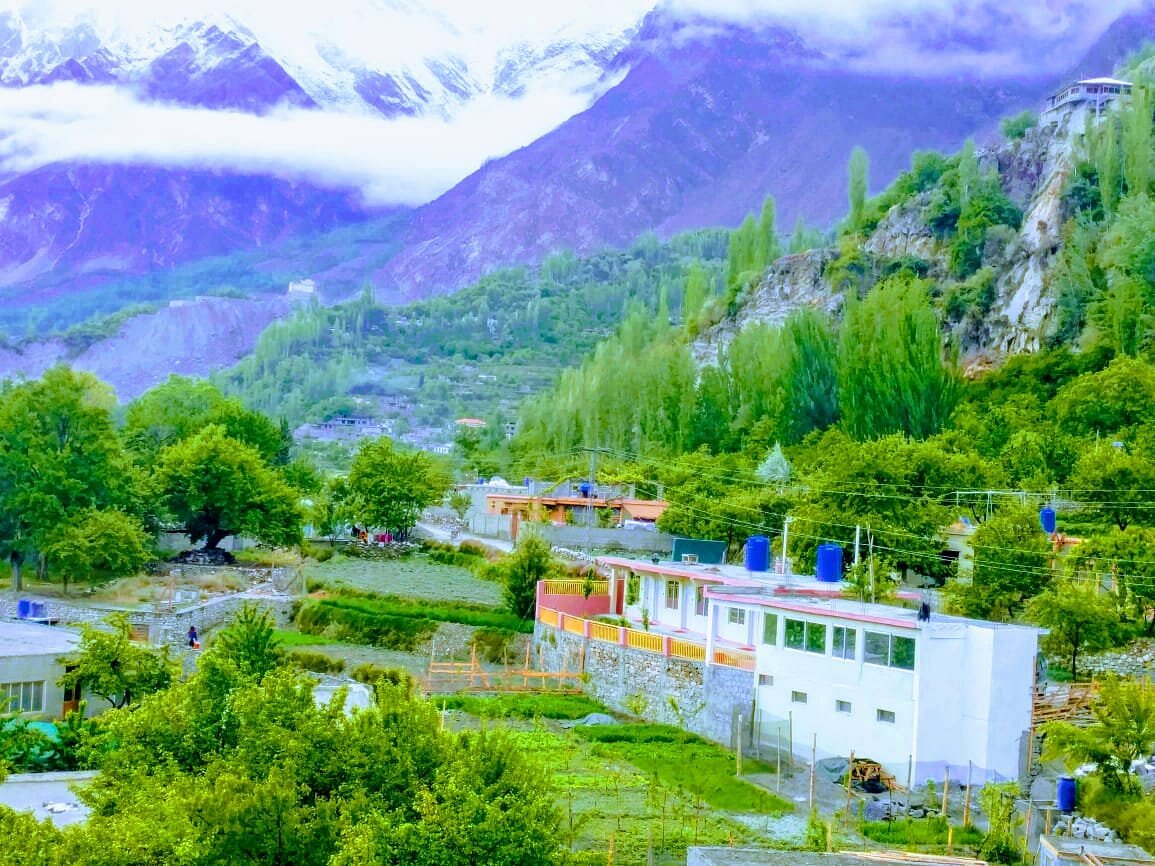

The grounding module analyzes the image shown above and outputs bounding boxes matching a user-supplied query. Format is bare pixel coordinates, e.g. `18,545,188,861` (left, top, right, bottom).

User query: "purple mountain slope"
375,19,1056,298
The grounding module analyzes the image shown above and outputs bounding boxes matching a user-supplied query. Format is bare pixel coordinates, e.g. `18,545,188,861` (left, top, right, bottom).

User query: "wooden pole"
947,825,954,855
846,750,856,818
606,834,614,866
941,766,950,817
963,761,973,827
905,755,913,818
1024,800,1035,859
737,714,744,777
809,734,817,812
776,728,782,793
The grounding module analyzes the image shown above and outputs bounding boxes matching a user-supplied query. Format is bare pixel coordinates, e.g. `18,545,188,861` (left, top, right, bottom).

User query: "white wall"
0,654,81,721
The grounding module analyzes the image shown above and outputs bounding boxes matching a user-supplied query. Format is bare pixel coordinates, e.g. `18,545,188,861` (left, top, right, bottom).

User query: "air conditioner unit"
681,554,699,564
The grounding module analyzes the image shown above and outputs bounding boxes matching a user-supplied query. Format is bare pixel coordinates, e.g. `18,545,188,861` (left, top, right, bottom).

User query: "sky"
0,0,1146,206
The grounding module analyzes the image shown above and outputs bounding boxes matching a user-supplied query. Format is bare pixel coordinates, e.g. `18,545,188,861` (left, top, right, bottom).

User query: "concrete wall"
0,653,82,721
535,525,673,555
533,621,753,747
468,512,513,539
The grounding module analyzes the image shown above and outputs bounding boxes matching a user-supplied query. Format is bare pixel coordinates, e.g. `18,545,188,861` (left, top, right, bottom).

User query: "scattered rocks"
1054,813,1120,843
174,548,235,565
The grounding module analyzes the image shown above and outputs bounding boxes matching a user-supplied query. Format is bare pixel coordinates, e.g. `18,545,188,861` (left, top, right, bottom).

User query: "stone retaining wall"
1,574,296,648
534,622,754,747
1080,638,1155,679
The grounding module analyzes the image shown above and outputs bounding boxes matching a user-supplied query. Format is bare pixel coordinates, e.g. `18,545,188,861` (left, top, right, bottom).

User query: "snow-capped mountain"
0,1,649,116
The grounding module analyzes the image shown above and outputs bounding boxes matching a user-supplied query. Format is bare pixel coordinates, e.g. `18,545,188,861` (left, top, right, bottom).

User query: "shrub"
437,694,608,720
302,542,336,563
1001,110,1037,140
349,663,412,689
470,627,517,663
287,650,345,674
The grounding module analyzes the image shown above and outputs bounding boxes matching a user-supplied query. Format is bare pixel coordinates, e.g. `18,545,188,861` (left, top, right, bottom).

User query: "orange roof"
620,500,668,520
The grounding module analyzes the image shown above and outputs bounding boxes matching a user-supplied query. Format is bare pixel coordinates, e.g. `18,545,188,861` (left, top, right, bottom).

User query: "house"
0,620,90,721
1037,835,1155,866
295,416,391,442
542,550,1042,783
486,493,668,526
688,849,995,866
1045,77,1132,114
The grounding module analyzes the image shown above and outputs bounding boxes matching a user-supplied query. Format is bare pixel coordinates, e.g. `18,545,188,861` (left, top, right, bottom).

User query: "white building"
593,556,1043,783
1045,77,1132,115
0,621,88,721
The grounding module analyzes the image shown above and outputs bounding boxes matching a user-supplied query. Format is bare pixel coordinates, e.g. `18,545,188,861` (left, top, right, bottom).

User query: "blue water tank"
579,481,592,497
29,601,46,619
745,536,770,572
1057,776,1077,813
816,544,844,583
16,599,31,619
1040,506,1057,534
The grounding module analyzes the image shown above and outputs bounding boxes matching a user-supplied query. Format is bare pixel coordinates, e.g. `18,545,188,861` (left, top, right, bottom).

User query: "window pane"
805,622,827,654
695,585,708,617
843,628,856,660
762,613,778,645
665,580,679,610
864,631,890,666
877,709,896,724
836,700,852,714
833,626,855,659
791,690,807,704
892,636,916,670
785,619,805,649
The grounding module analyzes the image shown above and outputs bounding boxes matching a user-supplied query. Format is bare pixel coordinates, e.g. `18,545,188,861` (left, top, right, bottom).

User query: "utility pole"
867,529,875,604
586,449,596,562
854,525,861,570
781,516,792,575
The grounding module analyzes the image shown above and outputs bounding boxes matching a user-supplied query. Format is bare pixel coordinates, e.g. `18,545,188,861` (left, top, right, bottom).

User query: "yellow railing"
712,647,756,670
562,615,587,636
626,629,664,653
669,638,706,662
540,579,609,596
590,621,620,644
538,608,560,628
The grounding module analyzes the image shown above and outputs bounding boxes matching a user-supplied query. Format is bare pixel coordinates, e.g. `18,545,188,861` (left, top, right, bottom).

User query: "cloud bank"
0,81,604,205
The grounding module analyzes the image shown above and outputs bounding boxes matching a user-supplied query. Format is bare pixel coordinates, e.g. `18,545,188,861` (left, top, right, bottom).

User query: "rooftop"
1076,77,1132,86
688,848,988,866
1041,834,1155,864
0,620,81,657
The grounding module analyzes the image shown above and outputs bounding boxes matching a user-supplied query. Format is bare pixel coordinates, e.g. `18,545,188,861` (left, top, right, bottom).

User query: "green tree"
838,275,960,441
945,506,1053,621
43,509,152,595
977,781,1021,864
1070,443,1155,531
1068,527,1155,635
1000,110,1037,140
1053,357,1155,437
847,146,870,232
347,438,450,538
1044,678,1155,795
1027,580,1121,680
1122,83,1152,197
755,194,781,269
0,366,136,592
155,425,302,550
212,604,284,681
59,614,175,710
681,262,710,332
501,532,558,620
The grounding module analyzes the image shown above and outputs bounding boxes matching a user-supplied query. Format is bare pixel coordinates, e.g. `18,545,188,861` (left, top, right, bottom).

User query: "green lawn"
302,555,502,606
272,629,341,647
437,694,609,720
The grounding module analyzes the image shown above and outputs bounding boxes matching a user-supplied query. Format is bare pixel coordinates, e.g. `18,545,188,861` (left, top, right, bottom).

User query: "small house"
1045,77,1132,114
0,621,88,721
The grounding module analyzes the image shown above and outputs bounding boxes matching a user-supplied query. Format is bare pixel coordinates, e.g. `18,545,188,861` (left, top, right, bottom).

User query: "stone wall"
1,580,296,648
533,622,754,747
1080,638,1155,680
536,525,673,554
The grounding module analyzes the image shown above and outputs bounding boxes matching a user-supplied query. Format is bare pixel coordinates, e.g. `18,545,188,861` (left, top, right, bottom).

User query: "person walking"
188,625,199,649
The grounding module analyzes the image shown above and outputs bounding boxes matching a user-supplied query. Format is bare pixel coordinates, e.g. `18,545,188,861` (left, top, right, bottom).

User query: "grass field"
302,555,502,606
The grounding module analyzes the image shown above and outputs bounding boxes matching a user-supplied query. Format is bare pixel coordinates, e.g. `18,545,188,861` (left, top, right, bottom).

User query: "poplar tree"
848,146,870,232
755,195,780,268
1122,83,1152,197
681,262,709,332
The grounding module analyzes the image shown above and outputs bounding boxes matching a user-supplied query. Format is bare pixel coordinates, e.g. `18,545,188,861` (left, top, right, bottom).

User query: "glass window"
892,636,916,670
832,626,856,660
864,631,890,666
758,674,774,687
804,621,827,654
791,690,807,704
665,580,680,610
864,631,917,669
877,709,896,724
835,700,852,714
1,681,44,713
785,618,805,649
762,613,778,645
727,607,746,625
694,585,708,617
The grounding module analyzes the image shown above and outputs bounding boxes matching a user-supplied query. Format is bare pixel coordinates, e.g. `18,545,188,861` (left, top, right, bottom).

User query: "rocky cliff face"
693,101,1087,363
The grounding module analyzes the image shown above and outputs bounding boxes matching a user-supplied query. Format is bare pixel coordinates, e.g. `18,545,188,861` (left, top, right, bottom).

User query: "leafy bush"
1001,111,1038,140
437,694,608,720
296,599,438,650
862,818,983,846
349,663,412,689
287,650,345,674
302,542,336,563
470,627,518,663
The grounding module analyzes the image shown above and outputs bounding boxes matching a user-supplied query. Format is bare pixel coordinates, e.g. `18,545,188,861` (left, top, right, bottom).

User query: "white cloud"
0,80,608,205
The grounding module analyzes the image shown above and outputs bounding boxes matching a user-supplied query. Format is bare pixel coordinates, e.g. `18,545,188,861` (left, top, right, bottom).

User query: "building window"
832,626,856,660
762,613,778,646
0,681,44,714
694,585,708,617
877,709,896,724
805,622,827,654
727,607,746,625
759,674,774,687
864,631,917,670
791,690,807,704
835,700,852,714
785,618,825,653
665,580,680,610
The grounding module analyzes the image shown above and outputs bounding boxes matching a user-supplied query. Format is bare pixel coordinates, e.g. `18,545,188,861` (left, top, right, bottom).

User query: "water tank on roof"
1040,506,1057,534
745,536,770,572
16,599,31,619
816,544,844,583
29,601,46,619
579,481,592,497
1057,776,1076,813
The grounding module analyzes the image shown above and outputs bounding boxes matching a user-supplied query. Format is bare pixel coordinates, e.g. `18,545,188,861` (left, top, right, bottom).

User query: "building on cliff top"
1045,77,1132,115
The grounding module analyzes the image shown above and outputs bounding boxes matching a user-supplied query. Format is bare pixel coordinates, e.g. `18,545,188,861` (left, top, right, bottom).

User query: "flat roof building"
0,620,86,720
